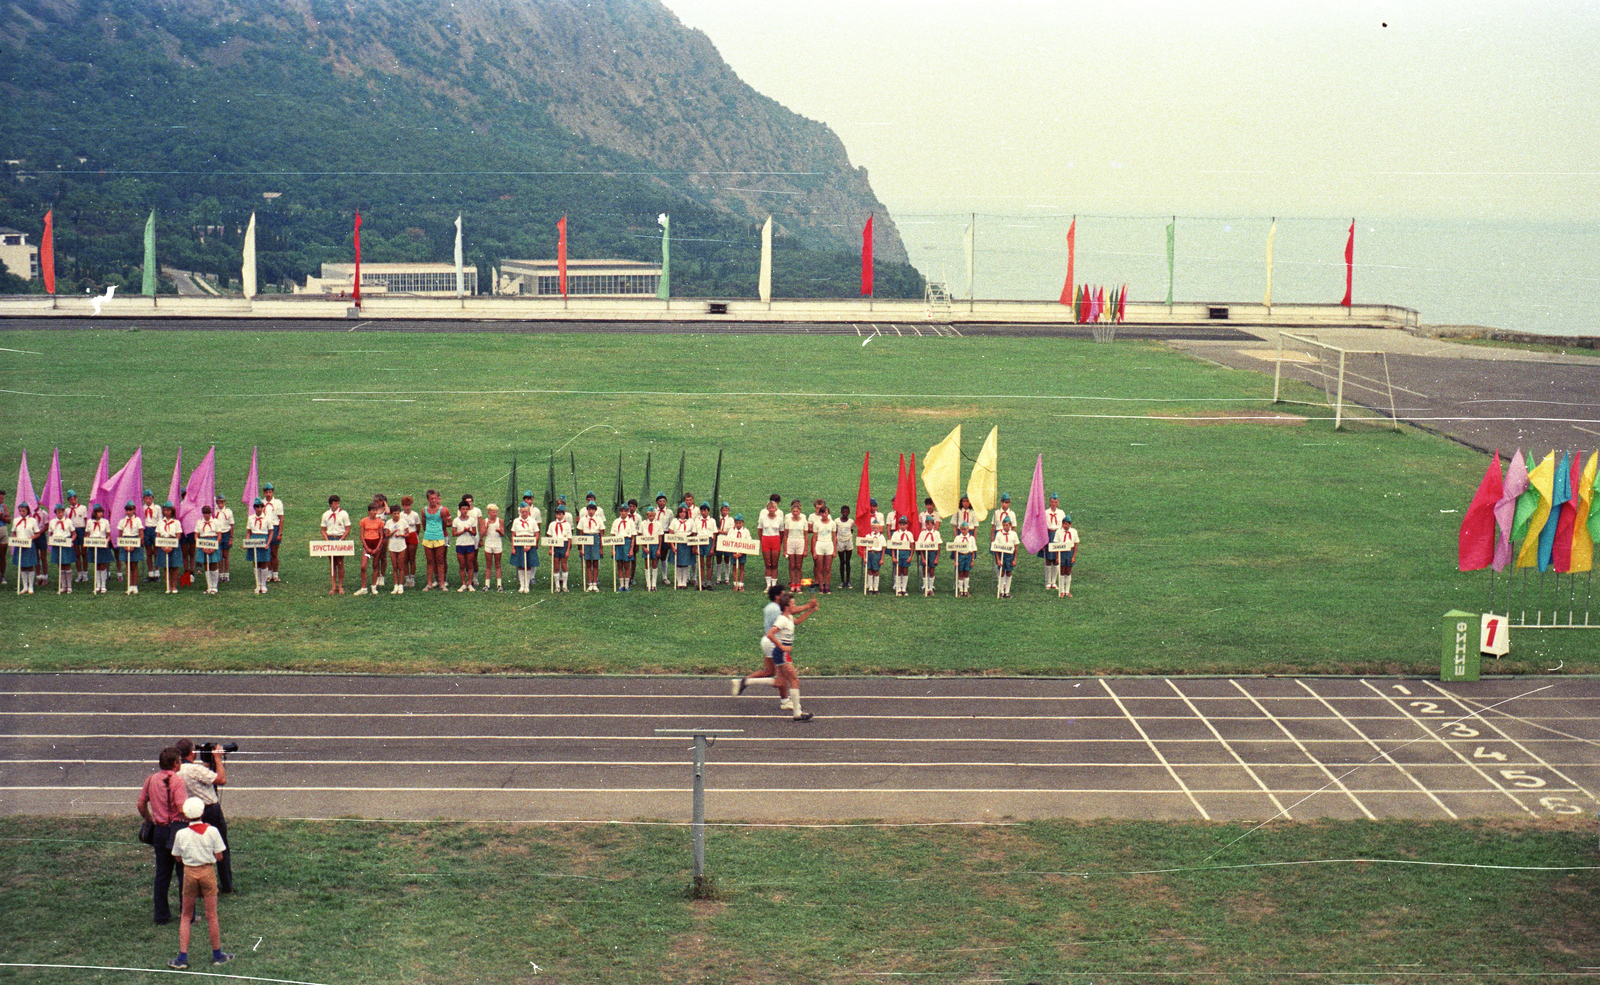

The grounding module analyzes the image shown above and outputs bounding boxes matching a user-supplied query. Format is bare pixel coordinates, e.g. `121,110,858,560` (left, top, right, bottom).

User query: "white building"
298,262,478,297
0,226,40,283
496,258,660,297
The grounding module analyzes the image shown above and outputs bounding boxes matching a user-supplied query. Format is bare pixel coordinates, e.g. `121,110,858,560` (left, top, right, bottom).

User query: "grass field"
0,815,1593,984
1,328,1587,676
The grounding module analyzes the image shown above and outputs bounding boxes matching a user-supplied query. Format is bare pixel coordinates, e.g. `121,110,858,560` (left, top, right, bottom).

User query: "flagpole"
968,213,976,313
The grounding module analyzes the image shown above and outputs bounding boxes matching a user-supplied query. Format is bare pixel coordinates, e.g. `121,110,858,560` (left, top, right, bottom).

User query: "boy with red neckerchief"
168,797,233,969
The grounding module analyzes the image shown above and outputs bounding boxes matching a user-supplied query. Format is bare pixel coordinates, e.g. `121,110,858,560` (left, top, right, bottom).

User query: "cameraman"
174,738,233,894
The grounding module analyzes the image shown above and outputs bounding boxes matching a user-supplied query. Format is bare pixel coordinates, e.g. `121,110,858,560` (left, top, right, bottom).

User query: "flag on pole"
1264,218,1276,307
242,211,258,299
1117,283,1127,323
101,447,143,544
41,209,55,295
569,451,579,512
1020,454,1049,555
15,449,37,511
543,451,557,525
1571,451,1597,572
710,449,724,516
1457,450,1501,571
964,215,975,299
1340,219,1354,307
906,453,919,536
1165,218,1175,308
179,447,216,535
42,448,63,515
638,451,653,511
855,452,873,539
1547,452,1576,572
142,211,157,297
1515,452,1555,568
921,426,962,517
241,446,259,507
557,214,568,298
758,215,773,303
892,453,915,536
166,447,183,508
505,451,519,518
352,211,363,307
89,446,111,517
1491,449,1527,572
613,451,626,517
656,213,671,300
966,426,997,527
1063,218,1076,307
861,213,874,297
673,451,685,506
454,214,465,298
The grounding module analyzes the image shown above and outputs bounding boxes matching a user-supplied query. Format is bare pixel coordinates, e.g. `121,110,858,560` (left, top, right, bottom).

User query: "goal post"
1273,332,1401,430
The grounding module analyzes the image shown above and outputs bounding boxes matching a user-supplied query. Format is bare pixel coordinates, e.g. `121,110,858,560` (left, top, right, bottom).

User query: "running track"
2,673,1596,824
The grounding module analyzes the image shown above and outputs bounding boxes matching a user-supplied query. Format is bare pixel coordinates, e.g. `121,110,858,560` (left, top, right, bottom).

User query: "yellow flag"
966,426,998,525
1571,451,1598,573
1515,452,1556,569
921,426,962,517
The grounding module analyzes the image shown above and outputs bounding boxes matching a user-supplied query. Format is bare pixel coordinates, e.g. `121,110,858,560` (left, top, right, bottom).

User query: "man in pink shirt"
136,746,189,924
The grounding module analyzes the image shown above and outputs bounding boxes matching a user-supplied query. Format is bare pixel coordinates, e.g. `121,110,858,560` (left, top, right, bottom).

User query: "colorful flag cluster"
1459,449,1598,573
1072,284,1127,324
856,426,1003,537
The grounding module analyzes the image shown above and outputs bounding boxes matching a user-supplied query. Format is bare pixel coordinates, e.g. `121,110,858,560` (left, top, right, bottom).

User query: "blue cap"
557,495,566,503
656,491,667,499
869,497,878,506
144,488,154,497
586,490,596,498
733,513,743,521
125,501,136,509
263,482,274,490
1064,514,1072,522
523,490,534,497
555,503,566,512
162,500,174,509
65,489,76,498
721,501,729,508
253,497,265,506
1001,493,1011,501
1051,492,1059,499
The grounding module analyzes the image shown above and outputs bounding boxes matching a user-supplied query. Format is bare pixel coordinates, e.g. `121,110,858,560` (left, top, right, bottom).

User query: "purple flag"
1491,449,1528,572
41,448,63,515
1020,453,1050,555
100,447,143,545
179,447,216,534
241,446,259,507
16,450,37,511
89,447,111,515
167,447,183,508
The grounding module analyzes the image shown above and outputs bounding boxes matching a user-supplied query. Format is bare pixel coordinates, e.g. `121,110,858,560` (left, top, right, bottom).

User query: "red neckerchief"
189,822,209,835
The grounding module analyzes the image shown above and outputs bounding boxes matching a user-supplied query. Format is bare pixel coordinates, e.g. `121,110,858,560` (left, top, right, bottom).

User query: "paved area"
1168,327,1600,454
2,673,1594,824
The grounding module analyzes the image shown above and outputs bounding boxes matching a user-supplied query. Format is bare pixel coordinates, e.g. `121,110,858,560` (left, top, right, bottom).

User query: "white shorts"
760,636,776,660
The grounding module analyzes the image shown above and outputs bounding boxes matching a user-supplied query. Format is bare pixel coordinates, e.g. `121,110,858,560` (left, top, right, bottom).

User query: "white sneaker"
376,576,385,587
354,587,369,596
779,699,794,710
391,585,401,595
457,584,467,592
405,576,414,587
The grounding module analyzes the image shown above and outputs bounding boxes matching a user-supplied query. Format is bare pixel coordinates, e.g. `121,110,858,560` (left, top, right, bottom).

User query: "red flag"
1065,218,1075,311
892,453,915,536
855,452,873,540
352,211,363,307
1552,452,1580,573
861,214,874,296
1340,219,1354,307
1458,450,1502,571
41,209,55,295
557,214,568,298
907,453,922,538
1117,283,1127,322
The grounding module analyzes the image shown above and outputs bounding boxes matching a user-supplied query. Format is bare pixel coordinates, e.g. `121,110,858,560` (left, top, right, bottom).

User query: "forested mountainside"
0,0,920,297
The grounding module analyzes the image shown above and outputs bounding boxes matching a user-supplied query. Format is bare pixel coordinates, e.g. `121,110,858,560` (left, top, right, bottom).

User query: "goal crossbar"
1272,332,1400,430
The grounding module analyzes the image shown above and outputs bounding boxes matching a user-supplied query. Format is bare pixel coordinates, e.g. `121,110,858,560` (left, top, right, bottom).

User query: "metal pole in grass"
656,728,742,897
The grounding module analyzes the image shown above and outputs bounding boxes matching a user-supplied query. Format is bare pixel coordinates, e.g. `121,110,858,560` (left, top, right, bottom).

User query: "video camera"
197,741,239,769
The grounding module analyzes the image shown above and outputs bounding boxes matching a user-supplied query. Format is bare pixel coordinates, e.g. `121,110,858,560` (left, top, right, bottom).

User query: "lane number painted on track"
1499,769,1547,789
1473,747,1508,761
1409,700,1442,714
1392,684,1412,695
1538,796,1585,815
1447,723,1479,738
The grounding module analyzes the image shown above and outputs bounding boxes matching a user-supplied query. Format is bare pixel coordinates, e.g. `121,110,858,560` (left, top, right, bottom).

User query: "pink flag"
100,447,143,545
167,447,183,507
179,446,216,534
41,448,63,514
89,447,111,516
15,450,37,511
1020,454,1049,554
861,214,874,297
241,446,259,507
352,211,363,307
1491,449,1527,572
1340,220,1354,307
1458,450,1502,571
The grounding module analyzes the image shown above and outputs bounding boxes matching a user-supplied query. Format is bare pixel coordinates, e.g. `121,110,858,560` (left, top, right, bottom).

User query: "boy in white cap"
168,796,233,969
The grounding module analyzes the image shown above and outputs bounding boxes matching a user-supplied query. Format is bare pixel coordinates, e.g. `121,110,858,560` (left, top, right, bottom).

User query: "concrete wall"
0,293,1420,329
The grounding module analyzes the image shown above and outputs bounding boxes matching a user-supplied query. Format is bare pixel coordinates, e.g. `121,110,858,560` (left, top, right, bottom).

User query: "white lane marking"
1295,680,1458,819
1358,679,1534,817
1100,679,1210,820
1423,679,1599,805
1166,679,1290,818
1229,679,1374,820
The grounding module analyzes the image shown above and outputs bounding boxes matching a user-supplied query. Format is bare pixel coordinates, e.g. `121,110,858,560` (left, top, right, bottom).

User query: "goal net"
1272,332,1400,430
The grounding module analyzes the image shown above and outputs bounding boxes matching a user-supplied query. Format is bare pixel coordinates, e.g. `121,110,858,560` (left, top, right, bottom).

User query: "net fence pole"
1335,351,1347,430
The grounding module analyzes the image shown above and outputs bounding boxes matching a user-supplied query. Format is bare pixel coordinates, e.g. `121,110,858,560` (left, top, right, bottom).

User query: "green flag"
655,213,670,300
638,451,653,510
673,451,685,507
613,451,625,516
142,211,157,297
710,449,724,515
505,451,518,517
1165,218,1175,308
543,451,557,524
570,451,579,514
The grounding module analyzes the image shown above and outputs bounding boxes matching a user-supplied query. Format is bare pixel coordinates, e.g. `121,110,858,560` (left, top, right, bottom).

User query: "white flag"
454,214,465,298
758,216,772,303
1264,218,1276,307
963,216,975,299
241,212,257,299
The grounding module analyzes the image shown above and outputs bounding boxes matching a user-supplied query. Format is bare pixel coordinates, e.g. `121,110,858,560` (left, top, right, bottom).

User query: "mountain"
0,0,920,298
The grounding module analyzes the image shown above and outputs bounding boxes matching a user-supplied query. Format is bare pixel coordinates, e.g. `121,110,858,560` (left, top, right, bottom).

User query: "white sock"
789,688,803,716
1063,574,1072,594
208,570,219,592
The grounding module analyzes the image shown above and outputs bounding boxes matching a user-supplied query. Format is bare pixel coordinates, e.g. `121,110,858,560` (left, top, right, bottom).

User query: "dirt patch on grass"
1163,409,1306,425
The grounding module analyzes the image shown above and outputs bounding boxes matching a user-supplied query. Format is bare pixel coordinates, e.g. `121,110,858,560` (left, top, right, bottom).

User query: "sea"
887,212,1598,339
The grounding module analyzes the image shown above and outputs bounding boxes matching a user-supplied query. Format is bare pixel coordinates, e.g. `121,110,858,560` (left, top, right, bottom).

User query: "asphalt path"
3,673,1595,825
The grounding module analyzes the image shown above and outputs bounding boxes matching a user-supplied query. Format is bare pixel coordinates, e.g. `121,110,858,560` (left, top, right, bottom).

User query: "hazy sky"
661,0,1599,223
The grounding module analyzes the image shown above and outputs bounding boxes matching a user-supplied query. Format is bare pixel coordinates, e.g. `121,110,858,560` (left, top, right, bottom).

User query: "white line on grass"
0,963,330,984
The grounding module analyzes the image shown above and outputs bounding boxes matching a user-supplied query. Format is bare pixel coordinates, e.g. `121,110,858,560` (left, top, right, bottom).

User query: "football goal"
1272,332,1400,430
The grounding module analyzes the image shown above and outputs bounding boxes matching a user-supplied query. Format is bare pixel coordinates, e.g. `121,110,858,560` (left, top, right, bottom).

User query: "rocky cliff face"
1,0,906,263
